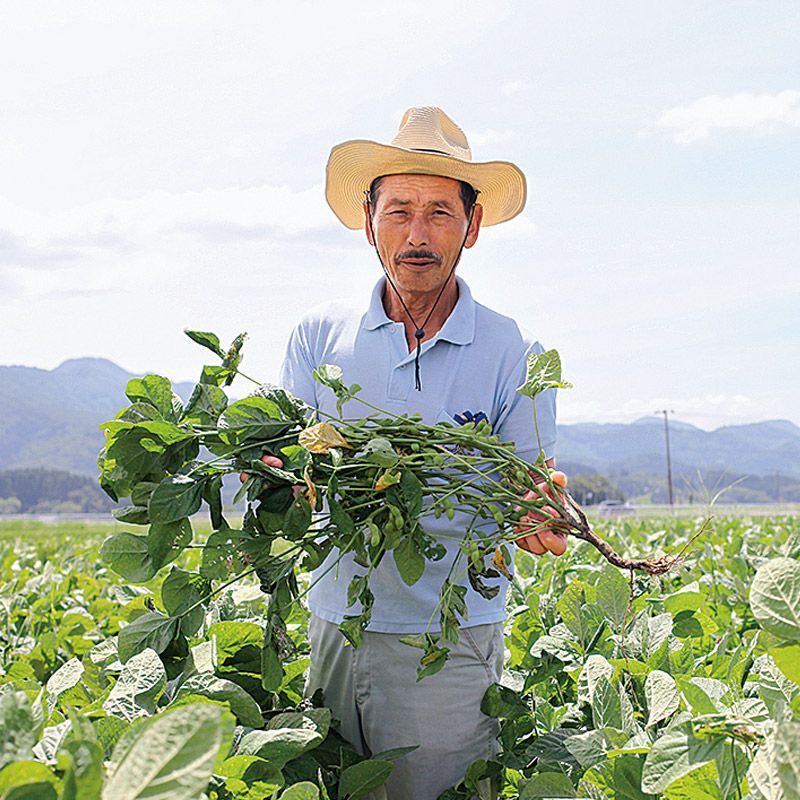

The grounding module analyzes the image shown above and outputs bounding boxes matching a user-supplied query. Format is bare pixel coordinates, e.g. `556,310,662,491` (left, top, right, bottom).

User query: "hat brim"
325,139,527,229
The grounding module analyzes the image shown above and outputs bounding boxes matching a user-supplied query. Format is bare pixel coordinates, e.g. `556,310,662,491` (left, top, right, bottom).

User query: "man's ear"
464,203,484,249
363,202,375,246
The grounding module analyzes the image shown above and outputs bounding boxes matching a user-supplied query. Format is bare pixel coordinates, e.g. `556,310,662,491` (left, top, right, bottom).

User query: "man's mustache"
396,249,443,264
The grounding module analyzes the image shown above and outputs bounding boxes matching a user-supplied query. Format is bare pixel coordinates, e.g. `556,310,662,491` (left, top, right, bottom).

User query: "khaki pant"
306,614,503,800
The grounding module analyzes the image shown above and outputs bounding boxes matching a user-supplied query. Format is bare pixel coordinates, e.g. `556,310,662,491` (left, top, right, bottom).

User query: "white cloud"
657,90,800,143
0,183,339,267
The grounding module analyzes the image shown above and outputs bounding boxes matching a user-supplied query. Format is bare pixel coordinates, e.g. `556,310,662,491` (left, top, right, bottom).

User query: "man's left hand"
514,470,569,557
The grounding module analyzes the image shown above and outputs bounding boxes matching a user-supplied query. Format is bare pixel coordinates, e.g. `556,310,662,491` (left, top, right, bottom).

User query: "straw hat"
325,106,527,229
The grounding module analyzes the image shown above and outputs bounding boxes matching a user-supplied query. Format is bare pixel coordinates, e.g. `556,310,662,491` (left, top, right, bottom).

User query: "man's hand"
240,455,303,498
514,469,569,557
239,454,285,484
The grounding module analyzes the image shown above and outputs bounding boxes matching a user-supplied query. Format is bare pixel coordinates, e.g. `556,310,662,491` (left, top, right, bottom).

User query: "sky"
1,1,798,430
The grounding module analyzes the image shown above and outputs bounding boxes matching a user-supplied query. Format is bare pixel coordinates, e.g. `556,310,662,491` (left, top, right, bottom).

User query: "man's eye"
433,210,451,216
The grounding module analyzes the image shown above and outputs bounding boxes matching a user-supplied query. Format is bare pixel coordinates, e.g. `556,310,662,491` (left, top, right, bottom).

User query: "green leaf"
338,615,366,648
564,729,610,769
237,727,324,768
416,642,449,681
184,329,225,358
160,569,210,636
131,480,159,507
774,721,800,798
284,497,312,539
117,612,180,663
664,583,706,615
113,505,150,525
0,762,59,798
148,475,204,524
217,397,291,445
0,692,37,770
748,735,782,800
279,783,320,800
125,375,177,419
182,383,228,426
338,759,394,799
359,437,398,467
102,649,166,721
147,518,192,570
369,745,418,762
100,426,166,499
174,674,263,727
750,558,800,642
260,632,283,693
61,735,104,800
769,643,800,686
591,676,622,730
393,536,425,587
556,579,587,641
596,565,630,630
200,529,250,580
102,702,234,800
100,533,157,583
516,348,573,399
578,654,615,705
399,470,424,517
641,720,725,794
519,771,576,798
480,683,530,720
202,475,226,530
645,670,680,727
221,332,247,378
45,657,84,713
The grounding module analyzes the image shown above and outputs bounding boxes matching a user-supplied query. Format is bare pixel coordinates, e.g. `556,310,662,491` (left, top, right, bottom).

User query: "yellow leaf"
298,422,352,454
375,470,401,491
303,466,317,508
492,546,512,580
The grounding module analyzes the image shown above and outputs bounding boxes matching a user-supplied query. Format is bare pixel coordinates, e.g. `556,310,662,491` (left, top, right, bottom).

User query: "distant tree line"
0,468,114,514
606,469,800,505
561,467,799,505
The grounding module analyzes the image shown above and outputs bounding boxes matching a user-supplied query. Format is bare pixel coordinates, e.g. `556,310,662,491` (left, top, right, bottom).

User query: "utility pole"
656,409,675,505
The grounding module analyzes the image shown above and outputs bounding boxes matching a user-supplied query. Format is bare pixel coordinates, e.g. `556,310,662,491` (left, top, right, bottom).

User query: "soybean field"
1,514,798,799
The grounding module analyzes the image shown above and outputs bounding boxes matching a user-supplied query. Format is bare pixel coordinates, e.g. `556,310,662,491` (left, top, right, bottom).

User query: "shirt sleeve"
278,322,319,408
492,341,557,463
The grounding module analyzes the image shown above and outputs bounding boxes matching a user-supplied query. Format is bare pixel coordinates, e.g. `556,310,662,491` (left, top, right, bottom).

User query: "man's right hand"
239,454,285,484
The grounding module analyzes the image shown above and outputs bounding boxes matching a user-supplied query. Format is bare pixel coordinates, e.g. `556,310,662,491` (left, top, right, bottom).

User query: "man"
279,107,567,799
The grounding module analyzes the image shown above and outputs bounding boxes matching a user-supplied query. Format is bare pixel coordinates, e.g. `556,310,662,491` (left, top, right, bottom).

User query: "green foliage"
1,514,799,797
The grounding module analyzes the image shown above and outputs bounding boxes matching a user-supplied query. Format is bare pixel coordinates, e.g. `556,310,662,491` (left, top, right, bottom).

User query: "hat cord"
365,194,477,391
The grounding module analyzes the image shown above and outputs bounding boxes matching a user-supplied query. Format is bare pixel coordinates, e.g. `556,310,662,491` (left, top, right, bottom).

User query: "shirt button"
400,365,406,370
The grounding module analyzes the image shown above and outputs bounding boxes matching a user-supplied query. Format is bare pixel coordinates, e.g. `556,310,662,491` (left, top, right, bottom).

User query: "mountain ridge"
1,358,798,481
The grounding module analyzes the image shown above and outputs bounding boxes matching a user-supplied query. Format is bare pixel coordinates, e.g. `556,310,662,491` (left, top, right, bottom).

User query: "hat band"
408,147,452,156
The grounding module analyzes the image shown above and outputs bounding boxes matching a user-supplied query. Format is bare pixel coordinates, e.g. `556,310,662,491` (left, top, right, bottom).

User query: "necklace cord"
365,192,478,391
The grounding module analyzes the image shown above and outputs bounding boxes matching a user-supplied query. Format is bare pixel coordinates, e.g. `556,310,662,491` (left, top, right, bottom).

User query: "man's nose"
407,213,430,246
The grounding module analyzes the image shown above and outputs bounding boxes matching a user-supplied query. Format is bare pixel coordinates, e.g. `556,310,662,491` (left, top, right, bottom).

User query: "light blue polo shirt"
279,276,557,633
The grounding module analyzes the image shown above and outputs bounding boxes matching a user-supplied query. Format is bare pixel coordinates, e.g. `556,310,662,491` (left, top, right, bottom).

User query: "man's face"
364,174,483,297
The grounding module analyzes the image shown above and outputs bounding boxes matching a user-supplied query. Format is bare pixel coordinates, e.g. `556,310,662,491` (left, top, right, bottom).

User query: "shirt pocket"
435,408,460,427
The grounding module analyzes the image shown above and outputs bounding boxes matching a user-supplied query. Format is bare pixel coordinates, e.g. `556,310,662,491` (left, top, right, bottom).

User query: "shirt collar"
362,275,475,346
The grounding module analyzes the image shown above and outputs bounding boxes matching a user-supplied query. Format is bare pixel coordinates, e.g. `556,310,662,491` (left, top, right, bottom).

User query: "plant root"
554,495,713,576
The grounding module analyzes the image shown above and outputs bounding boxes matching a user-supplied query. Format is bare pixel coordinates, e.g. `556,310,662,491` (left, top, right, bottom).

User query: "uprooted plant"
98,329,705,680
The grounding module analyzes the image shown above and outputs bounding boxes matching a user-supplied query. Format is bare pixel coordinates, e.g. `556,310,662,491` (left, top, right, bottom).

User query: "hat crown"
390,106,472,162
